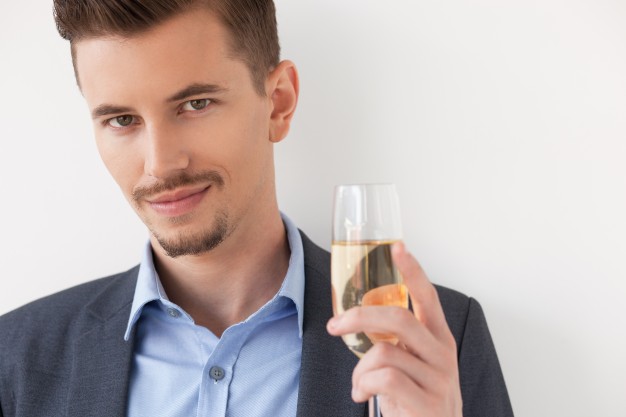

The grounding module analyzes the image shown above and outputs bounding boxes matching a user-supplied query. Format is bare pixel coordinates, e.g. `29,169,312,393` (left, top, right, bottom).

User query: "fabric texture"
0,231,514,417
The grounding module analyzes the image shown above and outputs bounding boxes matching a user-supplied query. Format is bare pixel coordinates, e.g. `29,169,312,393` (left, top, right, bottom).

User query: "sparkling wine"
331,240,408,357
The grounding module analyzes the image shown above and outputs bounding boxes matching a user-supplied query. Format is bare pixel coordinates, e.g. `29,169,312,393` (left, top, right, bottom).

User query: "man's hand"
327,242,463,417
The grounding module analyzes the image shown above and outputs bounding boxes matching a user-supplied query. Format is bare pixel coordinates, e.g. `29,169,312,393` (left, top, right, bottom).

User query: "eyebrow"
90,83,228,120
166,83,228,103
91,104,134,120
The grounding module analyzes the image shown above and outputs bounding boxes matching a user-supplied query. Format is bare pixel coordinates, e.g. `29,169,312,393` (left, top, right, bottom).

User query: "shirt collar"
124,212,305,340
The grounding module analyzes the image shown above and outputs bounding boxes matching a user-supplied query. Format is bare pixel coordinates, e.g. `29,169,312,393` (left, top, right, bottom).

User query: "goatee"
153,211,229,258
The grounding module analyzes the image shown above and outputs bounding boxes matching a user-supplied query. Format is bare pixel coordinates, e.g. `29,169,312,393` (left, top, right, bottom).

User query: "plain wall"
1,1,625,416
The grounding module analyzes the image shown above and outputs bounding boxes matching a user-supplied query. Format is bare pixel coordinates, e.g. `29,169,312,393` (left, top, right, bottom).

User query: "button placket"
198,317,254,415
209,366,225,383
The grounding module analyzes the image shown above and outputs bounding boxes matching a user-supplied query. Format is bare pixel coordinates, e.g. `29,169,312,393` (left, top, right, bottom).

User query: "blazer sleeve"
457,298,514,417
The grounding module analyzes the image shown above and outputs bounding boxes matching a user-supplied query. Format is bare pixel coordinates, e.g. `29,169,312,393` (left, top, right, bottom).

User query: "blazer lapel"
66,268,138,417
297,232,366,417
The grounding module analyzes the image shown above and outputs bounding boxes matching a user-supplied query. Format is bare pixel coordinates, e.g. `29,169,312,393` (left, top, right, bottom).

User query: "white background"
1,1,625,416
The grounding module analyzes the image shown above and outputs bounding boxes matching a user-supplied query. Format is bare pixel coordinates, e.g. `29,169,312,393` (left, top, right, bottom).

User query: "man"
0,1,513,416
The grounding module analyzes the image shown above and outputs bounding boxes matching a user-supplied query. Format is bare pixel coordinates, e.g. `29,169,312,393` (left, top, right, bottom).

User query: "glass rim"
334,182,397,188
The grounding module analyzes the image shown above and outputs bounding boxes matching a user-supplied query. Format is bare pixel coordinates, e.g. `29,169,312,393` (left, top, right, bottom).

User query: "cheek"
234,105,272,160
94,134,140,195
195,105,271,171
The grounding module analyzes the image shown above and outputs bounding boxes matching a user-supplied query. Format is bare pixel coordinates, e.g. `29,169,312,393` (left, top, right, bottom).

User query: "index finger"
392,242,450,340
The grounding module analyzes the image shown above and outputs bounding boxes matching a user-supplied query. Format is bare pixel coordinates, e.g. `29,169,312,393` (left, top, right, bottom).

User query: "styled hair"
52,0,280,95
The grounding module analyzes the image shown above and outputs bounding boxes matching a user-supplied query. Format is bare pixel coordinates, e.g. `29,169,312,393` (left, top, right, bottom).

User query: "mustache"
132,171,225,202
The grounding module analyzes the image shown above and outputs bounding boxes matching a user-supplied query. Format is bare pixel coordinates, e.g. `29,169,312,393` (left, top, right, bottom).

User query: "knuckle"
378,367,398,388
430,371,446,390
432,369,458,394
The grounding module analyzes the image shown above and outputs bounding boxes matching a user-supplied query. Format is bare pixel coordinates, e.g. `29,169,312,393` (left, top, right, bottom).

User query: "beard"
151,210,230,258
131,170,230,258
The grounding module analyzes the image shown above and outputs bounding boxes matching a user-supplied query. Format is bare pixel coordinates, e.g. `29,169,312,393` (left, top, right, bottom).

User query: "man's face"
75,9,277,257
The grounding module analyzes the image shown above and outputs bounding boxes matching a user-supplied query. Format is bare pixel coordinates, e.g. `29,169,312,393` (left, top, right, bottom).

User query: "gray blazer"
0,232,513,416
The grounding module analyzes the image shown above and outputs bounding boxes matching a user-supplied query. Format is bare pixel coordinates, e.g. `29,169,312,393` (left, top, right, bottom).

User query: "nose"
143,121,190,179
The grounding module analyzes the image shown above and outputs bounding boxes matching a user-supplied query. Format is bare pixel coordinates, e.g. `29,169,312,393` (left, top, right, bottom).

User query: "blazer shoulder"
1,266,138,319
433,286,513,416
0,266,139,355
0,267,140,417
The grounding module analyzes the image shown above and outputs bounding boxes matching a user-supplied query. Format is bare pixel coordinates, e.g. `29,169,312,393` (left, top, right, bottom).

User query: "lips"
146,185,210,217
147,185,209,204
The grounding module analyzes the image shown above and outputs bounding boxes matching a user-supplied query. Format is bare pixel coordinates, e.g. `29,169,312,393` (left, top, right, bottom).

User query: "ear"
266,60,299,143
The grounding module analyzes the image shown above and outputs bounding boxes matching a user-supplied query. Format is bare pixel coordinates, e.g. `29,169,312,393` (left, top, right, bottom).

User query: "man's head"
54,1,299,258
53,0,280,95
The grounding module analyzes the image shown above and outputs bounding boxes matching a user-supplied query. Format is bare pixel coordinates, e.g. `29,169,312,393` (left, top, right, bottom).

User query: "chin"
151,213,230,258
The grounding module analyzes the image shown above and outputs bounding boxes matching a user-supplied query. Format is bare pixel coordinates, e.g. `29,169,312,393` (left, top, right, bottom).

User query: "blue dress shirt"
124,214,305,417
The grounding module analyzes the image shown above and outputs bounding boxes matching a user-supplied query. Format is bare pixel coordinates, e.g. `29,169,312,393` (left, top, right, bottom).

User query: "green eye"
115,115,134,126
107,115,134,128
184,99,211,111
191,99,208,110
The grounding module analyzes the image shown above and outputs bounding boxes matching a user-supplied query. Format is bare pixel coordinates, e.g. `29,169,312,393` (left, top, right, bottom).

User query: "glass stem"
369,395,382,417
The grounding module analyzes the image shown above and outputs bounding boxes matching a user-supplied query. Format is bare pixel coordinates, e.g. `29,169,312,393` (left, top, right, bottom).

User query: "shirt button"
167,308,181,318
209,366,226,381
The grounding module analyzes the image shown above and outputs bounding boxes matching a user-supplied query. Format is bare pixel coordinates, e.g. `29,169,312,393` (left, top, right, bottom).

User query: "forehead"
74,9,247,105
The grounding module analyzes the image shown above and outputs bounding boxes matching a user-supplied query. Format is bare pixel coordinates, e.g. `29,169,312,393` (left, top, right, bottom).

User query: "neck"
151,210,290,337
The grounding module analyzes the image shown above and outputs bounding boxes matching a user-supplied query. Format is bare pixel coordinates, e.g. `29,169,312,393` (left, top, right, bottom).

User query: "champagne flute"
331,184,408,417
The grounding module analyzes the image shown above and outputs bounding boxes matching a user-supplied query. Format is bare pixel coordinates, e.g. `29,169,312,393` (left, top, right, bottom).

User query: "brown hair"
53,0,280,95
